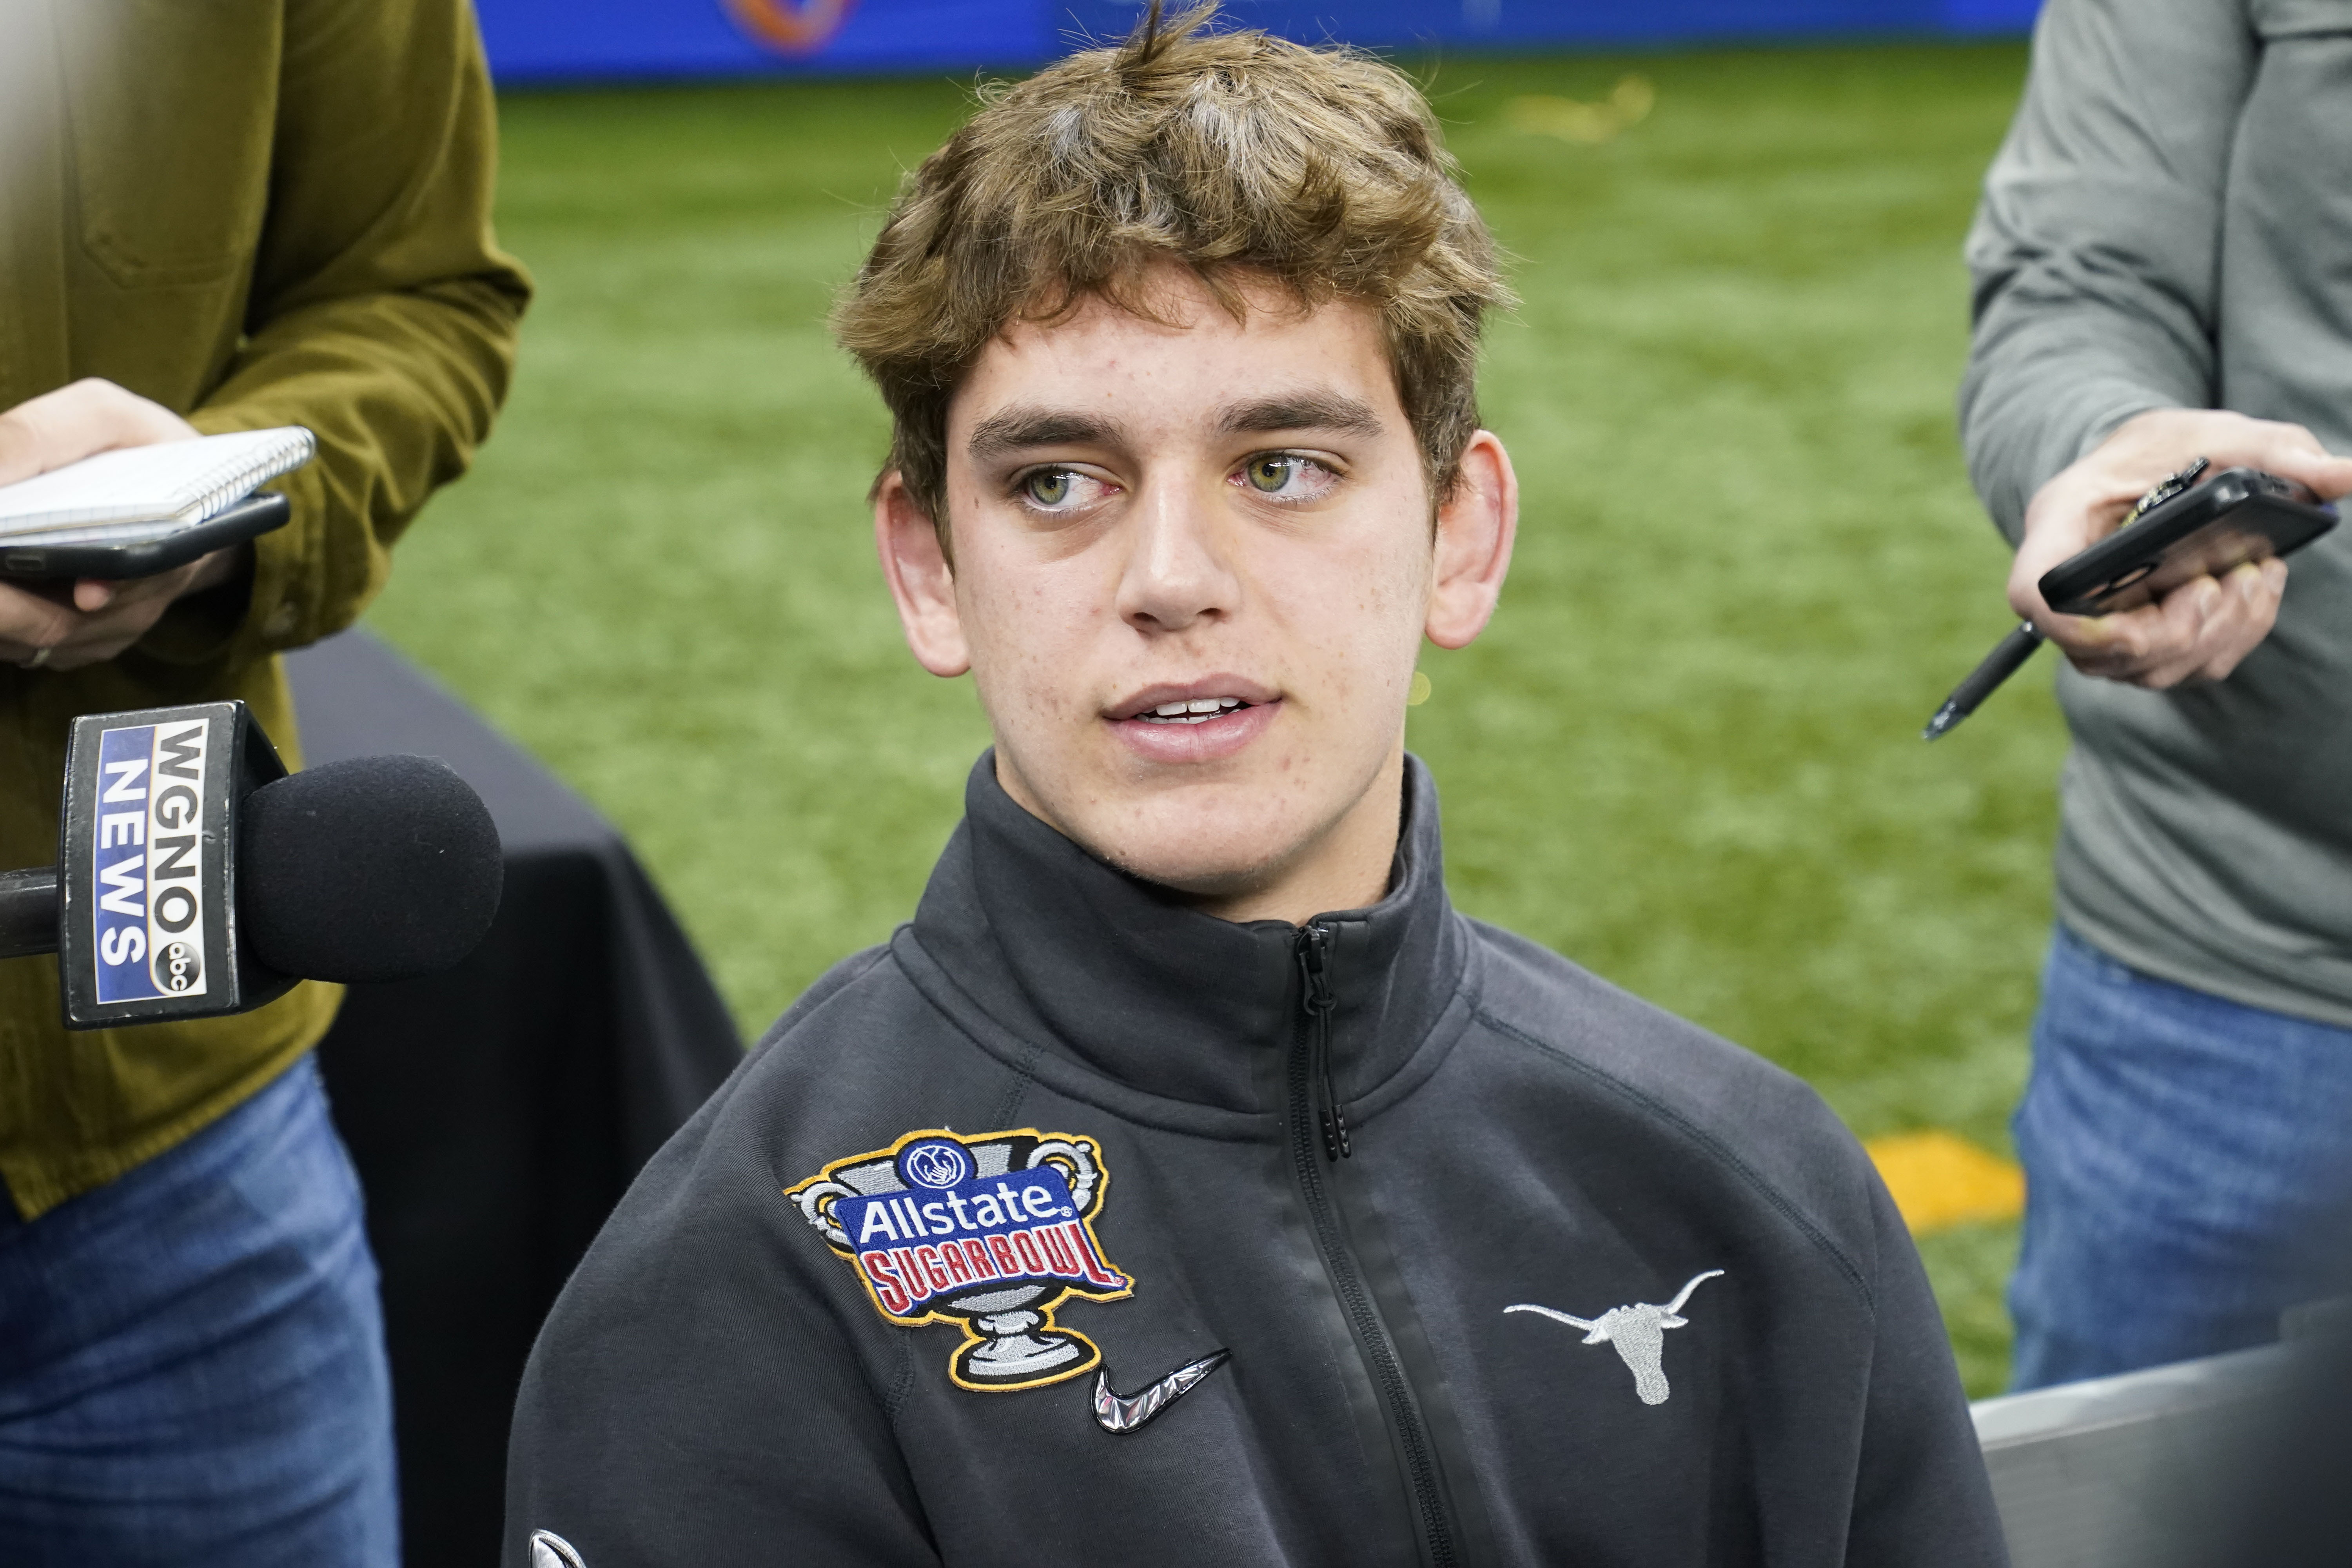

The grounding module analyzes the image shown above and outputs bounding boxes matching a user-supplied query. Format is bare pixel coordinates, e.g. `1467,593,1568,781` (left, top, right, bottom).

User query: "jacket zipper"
1290,922,1457,1568
1298,924,1350,1160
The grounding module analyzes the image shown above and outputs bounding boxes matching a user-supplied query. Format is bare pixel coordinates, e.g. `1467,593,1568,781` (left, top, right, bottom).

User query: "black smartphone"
0,492,291,581
2038,466,2337,617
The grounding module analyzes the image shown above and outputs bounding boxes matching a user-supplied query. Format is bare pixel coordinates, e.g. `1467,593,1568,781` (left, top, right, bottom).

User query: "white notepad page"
0,427,315,540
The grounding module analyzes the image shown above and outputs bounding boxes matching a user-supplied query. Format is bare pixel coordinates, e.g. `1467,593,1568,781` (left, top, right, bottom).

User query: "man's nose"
1115,473,1240,635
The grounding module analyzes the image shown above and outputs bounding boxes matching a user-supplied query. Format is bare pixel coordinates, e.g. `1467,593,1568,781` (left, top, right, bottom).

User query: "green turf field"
365,40,2054,1395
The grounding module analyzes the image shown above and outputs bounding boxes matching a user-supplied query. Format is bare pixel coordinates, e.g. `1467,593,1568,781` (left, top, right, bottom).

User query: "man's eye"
1024,470,1074,506
1237,455,1335,501
1017,468,1110,511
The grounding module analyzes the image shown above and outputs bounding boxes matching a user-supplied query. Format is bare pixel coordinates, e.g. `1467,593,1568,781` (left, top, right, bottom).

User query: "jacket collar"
906,752,1466,1115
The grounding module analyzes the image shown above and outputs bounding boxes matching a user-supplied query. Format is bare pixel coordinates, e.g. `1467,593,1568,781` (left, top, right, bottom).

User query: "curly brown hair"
831,3,1512,534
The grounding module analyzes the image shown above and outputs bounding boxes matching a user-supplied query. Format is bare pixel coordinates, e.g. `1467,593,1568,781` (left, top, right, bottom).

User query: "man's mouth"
1107,682,1278,760
1136,697,1250,726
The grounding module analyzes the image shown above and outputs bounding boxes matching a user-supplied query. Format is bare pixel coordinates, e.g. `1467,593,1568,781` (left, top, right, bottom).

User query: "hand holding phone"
0,384,302,672
2036,466,2335,617
1927,411,2352,740
0,380,221,673
2008,409,2352,691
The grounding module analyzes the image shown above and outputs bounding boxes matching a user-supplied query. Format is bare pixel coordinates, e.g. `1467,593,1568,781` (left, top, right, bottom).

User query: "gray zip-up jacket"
1960,0,2352,1025
503,758,2005,1567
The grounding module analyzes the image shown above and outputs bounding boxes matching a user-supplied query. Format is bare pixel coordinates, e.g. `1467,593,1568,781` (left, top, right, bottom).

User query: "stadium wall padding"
478,0,2041,83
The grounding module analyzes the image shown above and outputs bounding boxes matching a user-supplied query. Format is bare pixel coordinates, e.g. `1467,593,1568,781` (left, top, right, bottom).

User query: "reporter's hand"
0,379,242,673
2011,409,2352,689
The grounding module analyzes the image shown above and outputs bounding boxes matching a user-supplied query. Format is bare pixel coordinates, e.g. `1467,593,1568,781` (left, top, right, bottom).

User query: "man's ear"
875,473,971,677
1425,430,1517,650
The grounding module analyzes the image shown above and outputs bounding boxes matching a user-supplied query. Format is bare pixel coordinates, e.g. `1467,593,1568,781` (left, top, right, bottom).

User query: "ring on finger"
18,646,51,671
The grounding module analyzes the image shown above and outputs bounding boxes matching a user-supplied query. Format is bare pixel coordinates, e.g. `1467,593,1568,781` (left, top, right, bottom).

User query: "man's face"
878,267,1514,917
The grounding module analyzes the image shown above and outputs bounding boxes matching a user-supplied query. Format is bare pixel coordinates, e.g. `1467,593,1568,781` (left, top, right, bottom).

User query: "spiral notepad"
0,428,314,543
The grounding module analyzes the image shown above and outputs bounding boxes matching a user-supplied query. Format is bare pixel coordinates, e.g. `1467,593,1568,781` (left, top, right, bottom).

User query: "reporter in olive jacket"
0,2,528,1560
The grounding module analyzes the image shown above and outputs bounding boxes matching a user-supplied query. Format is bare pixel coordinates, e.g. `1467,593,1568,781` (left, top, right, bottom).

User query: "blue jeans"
0,1057,398,1565
2009,926,2352,1390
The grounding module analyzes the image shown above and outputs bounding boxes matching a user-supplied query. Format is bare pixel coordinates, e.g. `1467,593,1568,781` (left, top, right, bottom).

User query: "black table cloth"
287,628,741,1566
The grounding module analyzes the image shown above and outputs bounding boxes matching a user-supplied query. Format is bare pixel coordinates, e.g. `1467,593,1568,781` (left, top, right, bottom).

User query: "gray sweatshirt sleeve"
1958,0,2258,541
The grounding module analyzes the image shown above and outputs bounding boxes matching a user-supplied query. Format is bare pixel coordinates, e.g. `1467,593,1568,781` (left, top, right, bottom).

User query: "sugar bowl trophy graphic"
788,1129,1133,1391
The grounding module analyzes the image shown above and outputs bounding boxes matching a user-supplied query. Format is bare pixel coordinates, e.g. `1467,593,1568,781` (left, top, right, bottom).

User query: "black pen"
1922,621,2043,741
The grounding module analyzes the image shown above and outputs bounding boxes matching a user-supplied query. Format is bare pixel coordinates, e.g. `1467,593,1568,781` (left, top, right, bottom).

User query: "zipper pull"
1296,923,1332,1005
1296,924,1350,1160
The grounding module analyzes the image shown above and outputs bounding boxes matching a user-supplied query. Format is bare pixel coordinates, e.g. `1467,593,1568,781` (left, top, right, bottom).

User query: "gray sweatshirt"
1960,0,2352,1026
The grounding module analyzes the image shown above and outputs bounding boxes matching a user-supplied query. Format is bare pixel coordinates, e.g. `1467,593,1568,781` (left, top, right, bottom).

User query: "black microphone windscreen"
238,755,502,984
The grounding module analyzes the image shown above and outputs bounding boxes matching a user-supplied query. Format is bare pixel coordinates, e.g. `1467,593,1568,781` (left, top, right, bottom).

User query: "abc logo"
151,940,202,994
899,1138,971,1191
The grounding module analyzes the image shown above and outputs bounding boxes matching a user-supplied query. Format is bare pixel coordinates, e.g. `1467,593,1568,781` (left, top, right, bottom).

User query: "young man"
505,13,2004,1564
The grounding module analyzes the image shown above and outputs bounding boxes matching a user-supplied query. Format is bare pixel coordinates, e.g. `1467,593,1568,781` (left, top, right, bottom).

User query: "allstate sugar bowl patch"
787,1128,1133,1392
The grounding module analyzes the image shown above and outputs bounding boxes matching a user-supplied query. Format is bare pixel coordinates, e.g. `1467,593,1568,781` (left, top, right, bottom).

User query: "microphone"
0,700,501,1028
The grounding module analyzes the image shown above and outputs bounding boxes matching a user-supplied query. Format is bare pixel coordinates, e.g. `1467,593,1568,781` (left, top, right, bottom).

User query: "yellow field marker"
1505,76,1656,145
1864,1129,2025,1236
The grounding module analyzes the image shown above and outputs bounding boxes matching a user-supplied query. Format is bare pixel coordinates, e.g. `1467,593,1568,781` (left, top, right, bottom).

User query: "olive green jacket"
0,0,530,1217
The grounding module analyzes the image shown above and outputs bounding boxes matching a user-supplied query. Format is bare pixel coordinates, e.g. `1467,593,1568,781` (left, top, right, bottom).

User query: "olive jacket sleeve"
169,0,533,665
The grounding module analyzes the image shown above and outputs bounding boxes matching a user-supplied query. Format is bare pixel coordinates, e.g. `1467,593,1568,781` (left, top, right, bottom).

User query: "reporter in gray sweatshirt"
1961,0,2352,1388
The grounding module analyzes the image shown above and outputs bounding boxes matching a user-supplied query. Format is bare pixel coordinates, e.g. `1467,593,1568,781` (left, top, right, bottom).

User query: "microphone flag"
58,701,294,1029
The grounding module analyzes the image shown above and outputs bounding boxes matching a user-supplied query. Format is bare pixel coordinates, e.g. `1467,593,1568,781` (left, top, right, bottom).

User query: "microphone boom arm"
0,866,58,961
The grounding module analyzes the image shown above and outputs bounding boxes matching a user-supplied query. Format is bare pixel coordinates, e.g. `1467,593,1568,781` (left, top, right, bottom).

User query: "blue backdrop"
477,0,2040,84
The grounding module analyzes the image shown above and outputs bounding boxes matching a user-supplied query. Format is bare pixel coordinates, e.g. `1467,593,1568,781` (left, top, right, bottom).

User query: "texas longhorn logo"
788,1128,1132,1392
1505,1270,1724,1405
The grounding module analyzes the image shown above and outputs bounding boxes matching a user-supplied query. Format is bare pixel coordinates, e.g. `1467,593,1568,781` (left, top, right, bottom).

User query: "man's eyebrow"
1218,393,1384,439
966,407,1121,463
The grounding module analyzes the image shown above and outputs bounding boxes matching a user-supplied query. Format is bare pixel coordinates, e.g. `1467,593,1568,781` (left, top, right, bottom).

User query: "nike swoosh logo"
1091,1349,1231,1434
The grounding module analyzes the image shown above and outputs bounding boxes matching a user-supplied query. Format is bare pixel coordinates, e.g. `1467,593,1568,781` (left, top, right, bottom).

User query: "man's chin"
1098,842,1295,909
994,749,1392,916
1059,796,1308,907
